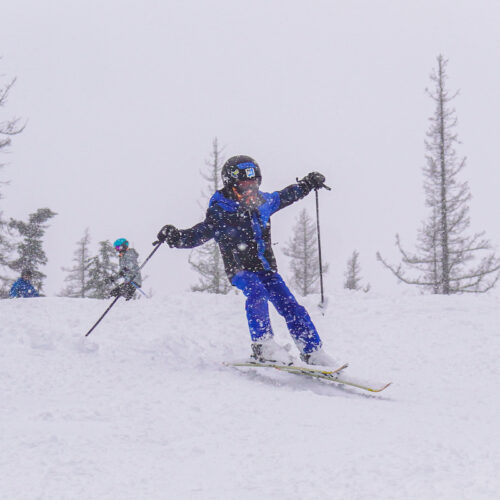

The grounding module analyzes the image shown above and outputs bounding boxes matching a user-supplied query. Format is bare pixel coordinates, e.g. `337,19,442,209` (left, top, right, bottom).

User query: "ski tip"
335,362,349,372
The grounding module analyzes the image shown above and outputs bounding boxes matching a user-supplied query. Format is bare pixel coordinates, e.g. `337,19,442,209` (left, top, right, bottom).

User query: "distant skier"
156,155,338,366
9,269,39,298
110,238,142,301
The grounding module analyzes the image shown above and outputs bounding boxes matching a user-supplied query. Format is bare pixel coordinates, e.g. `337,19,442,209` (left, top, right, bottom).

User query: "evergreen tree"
189,137,231,294
344,250,370,292
60,228,93,298
378,55,500,293
87,240,119,299
0,73,24,157
283,209,327,296
0,197,11,295
0,67,25,296
0,213,12,297
8,208,57,293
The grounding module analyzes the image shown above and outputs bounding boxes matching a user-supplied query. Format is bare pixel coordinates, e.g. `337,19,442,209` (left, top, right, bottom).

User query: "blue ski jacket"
172,182,311,281
9,278,39,298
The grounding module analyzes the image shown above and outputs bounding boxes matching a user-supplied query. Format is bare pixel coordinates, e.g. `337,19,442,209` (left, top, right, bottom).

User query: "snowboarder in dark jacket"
156,155,338,366
9,269,39,298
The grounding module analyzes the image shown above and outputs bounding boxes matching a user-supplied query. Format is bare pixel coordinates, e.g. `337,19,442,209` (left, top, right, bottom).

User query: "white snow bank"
1,291,499,499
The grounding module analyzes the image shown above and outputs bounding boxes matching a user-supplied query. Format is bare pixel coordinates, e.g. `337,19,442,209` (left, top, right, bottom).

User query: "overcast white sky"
1,0,499,296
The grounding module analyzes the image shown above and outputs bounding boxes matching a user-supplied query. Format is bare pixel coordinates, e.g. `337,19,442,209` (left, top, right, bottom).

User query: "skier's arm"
274,172,327,212
177,222,214,248
9,282,20,298
157,213,215,249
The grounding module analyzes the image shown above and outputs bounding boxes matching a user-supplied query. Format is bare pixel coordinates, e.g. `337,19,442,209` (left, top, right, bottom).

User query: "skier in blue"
9,269,39,298
156,155,338,366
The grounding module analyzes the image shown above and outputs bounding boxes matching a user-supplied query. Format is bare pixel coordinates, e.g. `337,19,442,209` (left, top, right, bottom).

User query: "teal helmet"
113,238,129,252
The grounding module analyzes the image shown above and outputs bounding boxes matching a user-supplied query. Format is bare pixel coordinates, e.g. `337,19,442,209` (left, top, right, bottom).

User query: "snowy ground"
1,290,499,500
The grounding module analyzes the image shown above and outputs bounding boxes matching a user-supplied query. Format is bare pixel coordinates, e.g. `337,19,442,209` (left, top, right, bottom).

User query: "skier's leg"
261,272,322,355
232,271,293,363
231,271,273,342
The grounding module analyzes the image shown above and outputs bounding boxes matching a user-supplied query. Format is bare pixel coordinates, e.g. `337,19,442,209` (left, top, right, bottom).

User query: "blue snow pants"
231,270,322,354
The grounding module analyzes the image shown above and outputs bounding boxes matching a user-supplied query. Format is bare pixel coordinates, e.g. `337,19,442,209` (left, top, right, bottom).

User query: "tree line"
59,229,119,299
189,56,499,296
1,55,499,298
0,69,120,299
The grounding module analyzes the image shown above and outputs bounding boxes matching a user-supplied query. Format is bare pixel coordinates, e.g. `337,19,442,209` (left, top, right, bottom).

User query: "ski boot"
300,348,339,368
251,338,294,365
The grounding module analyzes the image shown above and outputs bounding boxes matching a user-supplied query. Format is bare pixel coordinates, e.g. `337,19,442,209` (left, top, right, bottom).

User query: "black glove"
157,224,181,247
298,171,326,193
121,282,136,301
110,282,136,300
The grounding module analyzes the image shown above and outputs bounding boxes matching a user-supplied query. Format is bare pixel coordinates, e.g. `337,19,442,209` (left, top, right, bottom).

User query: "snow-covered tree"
189,137,231,294
0,73,24,158
0,212,12,296
60,228,93,298
283,209,327,296
378,55,500,294
87,240,119,299
0,67,24,296
8,208,57,293
344,250,370,292
0,219,13,296
0,199,10,294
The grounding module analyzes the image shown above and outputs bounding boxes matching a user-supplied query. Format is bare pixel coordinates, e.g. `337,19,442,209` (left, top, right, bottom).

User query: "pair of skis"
225,360,391,393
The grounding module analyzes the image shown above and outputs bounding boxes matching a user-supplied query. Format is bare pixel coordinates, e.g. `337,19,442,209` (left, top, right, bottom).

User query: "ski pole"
315,183,331,310
84,241,163,337
130,281,149,298
84,296,121,337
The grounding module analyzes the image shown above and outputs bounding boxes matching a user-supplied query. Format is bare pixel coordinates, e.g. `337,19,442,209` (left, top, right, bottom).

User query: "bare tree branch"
190,138,231,294
378,55,500,294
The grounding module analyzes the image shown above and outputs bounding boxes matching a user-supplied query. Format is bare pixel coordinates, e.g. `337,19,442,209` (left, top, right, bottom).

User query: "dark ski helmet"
113,238,129,252
221,155,262,188
21,269,33,281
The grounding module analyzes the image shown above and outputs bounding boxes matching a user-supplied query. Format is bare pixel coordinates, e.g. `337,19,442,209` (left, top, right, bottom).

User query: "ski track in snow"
1,292,499,500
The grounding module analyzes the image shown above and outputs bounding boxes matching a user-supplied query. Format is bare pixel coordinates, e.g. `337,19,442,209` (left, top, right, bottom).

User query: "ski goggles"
233,179,260,195
114,244,127,252
229,162,260,182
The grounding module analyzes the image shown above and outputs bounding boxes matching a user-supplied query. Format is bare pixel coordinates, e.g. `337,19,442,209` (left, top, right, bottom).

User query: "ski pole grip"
296,177,332,192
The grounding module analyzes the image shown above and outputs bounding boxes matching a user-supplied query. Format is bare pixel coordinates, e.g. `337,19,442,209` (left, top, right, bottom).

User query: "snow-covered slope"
1,291,499,499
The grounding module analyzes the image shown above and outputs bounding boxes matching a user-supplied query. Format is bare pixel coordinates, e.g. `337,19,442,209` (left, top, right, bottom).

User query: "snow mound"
1,292,499,499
